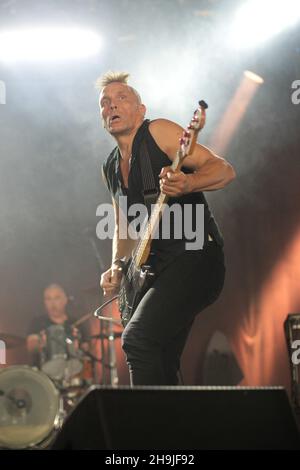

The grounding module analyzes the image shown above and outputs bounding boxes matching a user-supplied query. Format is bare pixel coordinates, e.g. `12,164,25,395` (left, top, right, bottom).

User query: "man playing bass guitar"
98,71,235,386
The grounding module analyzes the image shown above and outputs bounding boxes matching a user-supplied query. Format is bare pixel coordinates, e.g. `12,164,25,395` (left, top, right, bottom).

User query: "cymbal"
0,333,26,349
94,315,122,326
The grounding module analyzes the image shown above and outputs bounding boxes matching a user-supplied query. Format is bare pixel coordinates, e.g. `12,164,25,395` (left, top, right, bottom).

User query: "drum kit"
0,302,122,449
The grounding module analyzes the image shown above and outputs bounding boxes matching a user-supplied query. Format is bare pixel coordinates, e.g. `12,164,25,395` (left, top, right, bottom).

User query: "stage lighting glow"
230,0,300,49
244,70,264,84
210,70,264,155
0,27,102,63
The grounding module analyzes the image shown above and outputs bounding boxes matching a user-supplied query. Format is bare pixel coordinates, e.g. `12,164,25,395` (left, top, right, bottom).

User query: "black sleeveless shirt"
102,119,223,270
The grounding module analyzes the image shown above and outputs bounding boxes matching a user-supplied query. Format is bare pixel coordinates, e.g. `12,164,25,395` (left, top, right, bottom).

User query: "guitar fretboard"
130,101,207,269
134,153,181,267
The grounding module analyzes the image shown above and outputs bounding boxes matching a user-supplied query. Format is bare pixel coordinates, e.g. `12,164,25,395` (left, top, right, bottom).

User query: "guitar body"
118,255,156,328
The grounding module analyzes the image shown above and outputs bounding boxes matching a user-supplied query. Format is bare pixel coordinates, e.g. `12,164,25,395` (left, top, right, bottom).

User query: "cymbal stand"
94,296,121,386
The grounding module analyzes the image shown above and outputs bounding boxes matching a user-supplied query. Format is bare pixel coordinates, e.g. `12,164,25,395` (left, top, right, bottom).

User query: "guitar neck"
131,101,207,268
133,154,180,267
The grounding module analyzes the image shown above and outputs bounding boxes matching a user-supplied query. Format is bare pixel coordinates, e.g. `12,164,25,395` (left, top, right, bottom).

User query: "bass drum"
0,366,60,449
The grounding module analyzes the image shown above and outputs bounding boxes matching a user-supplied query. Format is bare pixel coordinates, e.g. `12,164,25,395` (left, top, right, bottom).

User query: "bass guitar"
118,100,208,327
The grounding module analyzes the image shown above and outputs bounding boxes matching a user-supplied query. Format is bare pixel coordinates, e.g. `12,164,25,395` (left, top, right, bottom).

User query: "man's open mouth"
110,115,121,124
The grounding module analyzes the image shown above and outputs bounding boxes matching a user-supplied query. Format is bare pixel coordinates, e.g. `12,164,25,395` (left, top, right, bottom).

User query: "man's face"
44,287,68,319
99,82,146,136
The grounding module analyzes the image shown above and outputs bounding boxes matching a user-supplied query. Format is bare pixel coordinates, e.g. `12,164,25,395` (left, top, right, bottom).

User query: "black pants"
121,240,225,385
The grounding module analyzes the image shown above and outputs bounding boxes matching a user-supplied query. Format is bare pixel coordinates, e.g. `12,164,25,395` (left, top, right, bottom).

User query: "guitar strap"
139,139,159,215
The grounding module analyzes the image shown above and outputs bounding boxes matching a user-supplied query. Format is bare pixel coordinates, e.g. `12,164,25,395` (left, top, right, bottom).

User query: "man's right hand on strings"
100,263,123,297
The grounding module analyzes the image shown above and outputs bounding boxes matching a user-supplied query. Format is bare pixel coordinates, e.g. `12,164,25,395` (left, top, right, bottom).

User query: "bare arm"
101,165,136,264
26,332,46,365
26,334,40,354
100,198,136,296
149,119,236,196
111,198,136,264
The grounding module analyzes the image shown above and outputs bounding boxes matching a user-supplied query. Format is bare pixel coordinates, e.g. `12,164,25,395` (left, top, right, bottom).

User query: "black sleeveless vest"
102,119,223,269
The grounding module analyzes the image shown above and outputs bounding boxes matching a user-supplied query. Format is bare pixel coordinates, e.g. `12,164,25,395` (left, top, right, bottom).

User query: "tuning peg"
198,100,208,109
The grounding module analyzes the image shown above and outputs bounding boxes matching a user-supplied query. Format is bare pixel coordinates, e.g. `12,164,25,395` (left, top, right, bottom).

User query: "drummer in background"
27,283,89,367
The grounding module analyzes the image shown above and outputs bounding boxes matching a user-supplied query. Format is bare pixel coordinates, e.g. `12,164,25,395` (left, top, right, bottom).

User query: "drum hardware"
93,316,122,326
56,352,101,399
0,302,123,449
32,320,95,417
39,324,83,383
0,306,122,448
89,332,122,339
84,230,123,386
0,366,63,449
36,311,103,392
94,296,122,386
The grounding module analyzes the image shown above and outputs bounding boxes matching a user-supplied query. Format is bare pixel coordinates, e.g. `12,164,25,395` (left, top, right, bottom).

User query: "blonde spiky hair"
95,70,142,104
95,70,130,89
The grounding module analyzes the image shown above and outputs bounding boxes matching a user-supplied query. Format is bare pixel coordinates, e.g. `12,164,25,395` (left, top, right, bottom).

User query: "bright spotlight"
230,0,300,49
209,70,264,155
0,27,102,63
244,70,264,84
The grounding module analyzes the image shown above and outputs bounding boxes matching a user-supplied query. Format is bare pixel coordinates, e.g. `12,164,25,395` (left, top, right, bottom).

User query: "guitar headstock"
178,100,208,162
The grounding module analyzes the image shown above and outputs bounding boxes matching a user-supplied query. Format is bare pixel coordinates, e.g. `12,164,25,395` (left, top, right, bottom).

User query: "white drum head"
42,357,67,381
0,366,60,449
64,359,83,381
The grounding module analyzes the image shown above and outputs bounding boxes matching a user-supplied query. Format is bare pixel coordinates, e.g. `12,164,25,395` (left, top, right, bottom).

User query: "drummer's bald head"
44,283,67,298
